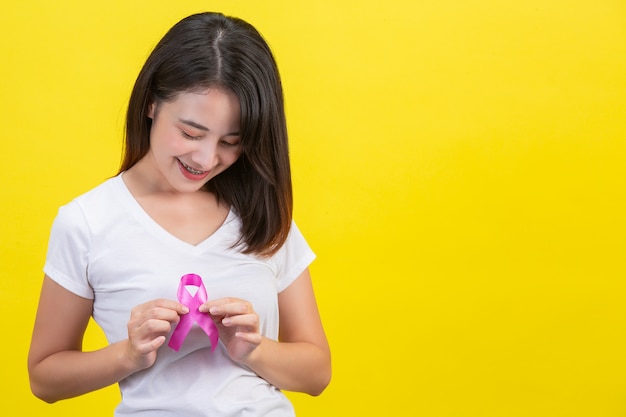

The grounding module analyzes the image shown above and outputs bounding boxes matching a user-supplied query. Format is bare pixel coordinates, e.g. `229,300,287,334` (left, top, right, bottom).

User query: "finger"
205,301,250,316
221,313,259,328
152,299,189,314
135,318,175,337
140,299,189,315
199,297,246,314
150,335,167,350
144,307,185,324
134,335,166,354
234,331,263,344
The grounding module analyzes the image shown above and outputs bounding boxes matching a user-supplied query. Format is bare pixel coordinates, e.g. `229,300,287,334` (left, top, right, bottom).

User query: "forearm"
244,337,331,396
29,340,136,403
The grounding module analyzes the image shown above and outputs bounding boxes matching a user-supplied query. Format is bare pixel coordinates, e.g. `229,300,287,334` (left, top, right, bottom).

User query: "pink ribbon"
168,274,219,352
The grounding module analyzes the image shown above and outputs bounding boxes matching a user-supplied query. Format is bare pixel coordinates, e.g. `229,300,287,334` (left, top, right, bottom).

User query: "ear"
147,102,156,119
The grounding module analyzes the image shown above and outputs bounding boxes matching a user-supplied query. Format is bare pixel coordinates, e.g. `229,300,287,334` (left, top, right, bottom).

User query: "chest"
87,219,281,342
136,192,229,246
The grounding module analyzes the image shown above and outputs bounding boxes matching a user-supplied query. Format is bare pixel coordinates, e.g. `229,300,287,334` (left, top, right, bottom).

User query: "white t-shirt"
44,174,315,417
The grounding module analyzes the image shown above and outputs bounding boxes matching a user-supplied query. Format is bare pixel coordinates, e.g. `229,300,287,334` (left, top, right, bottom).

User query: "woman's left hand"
199,298,262,364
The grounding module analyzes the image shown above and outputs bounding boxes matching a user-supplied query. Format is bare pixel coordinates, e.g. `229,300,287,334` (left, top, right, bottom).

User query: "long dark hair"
119,12,292,257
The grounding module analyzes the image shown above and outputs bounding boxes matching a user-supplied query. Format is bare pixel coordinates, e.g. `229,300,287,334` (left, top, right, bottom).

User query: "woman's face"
143,88,242,193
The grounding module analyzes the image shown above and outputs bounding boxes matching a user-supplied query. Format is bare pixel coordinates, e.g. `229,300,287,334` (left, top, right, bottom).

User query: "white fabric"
44,174,315,417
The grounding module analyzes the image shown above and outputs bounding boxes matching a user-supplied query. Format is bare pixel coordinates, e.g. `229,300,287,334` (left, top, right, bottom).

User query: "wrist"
117,339,146,376
240,336,272,370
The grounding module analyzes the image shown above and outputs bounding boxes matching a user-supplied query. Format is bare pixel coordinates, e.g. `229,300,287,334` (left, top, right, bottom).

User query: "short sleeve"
275,221,316,292
43,202,94,299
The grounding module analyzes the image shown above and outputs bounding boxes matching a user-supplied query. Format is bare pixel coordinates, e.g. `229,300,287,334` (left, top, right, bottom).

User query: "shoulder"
272,221,316,291
70,175,123,209
53,175,126,234
62,175,126,217
279,221,314,256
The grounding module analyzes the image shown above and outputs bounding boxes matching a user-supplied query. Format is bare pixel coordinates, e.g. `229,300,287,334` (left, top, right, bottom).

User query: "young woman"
28,12,330,416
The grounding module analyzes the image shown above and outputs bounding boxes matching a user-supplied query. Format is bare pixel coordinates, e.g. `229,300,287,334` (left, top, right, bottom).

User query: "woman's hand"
200,298,262,364
126,299,189,370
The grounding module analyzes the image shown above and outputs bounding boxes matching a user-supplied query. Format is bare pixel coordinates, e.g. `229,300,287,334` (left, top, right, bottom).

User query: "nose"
192,139,219,170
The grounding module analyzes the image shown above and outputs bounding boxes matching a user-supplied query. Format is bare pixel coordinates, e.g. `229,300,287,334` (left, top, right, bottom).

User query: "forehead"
161,88,241,127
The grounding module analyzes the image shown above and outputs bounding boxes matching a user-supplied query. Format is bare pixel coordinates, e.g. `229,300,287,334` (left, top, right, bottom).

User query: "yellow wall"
1,0,625,415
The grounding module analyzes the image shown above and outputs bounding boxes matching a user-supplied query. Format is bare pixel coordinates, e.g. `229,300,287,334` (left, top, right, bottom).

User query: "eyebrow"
179,118,239,136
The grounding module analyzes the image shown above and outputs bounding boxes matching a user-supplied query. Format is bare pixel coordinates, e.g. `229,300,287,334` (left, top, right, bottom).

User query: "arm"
28,276,187,403
28,276,132,402
203,268,331,395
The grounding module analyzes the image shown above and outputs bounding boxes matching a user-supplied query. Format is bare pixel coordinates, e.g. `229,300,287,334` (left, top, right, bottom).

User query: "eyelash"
181,131,201,140
181,130,239,147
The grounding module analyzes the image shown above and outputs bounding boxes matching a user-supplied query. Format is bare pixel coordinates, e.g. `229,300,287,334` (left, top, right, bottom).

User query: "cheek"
223,148,242,166
152,130,188,155
230,150,243,166
216,153,239,174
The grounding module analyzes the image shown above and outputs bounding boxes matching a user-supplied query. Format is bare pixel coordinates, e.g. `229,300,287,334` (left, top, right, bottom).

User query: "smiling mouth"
177,159,206,175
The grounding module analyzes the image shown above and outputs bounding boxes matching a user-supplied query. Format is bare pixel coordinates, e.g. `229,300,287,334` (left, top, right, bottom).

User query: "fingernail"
222,317,231,325
209,307,218,315
182,306,189,314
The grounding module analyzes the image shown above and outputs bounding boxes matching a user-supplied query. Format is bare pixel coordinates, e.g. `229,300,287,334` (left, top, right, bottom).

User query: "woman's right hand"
125,299,189,370
29,278,192,402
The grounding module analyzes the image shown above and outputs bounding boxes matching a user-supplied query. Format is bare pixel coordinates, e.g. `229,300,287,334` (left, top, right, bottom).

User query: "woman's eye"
221,140,240,147
181,131,201,140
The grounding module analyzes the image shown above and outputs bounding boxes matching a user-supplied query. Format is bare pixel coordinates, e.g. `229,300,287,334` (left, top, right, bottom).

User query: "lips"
177,158,210,180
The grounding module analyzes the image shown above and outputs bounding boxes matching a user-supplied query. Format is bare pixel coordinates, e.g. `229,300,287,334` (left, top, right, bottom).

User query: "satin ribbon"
168,273,219,352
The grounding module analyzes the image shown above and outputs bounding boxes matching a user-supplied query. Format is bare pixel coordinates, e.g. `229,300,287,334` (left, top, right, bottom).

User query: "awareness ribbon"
168,274,219,352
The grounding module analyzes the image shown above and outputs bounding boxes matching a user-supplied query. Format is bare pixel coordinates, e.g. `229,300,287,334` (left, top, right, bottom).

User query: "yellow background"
1,0,625,415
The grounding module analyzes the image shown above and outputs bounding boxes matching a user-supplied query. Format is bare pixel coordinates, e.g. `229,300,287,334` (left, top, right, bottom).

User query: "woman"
28,12,330,417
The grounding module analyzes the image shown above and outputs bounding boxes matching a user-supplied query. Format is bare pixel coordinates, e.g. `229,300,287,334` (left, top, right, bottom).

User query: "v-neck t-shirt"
44,173,315,417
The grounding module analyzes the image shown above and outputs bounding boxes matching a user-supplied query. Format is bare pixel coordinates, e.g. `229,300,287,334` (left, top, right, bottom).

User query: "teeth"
179,160,205,175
